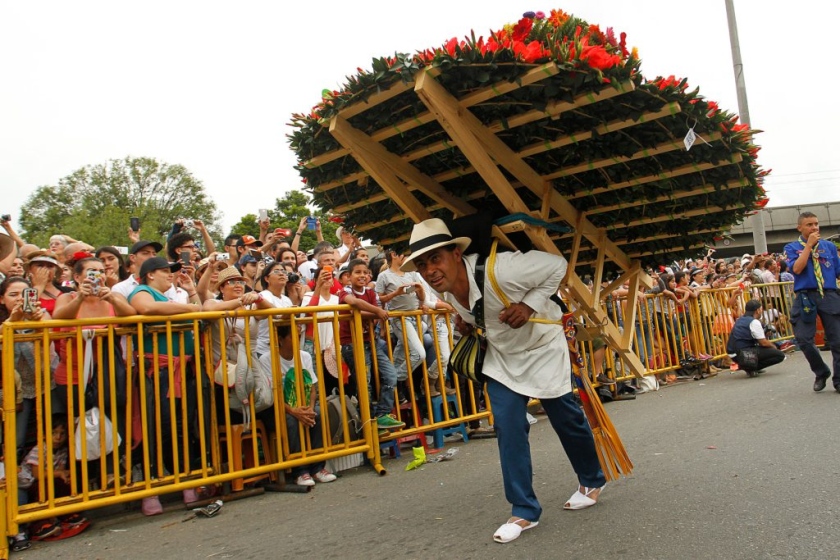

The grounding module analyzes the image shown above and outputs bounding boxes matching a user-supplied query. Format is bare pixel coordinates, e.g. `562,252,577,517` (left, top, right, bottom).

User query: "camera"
86,270,102,295
22,288,37,313
1,214,10,222
287,272,300,284
182,219,194,229
263,256,275,265
403,285,415,294
214,253,227,262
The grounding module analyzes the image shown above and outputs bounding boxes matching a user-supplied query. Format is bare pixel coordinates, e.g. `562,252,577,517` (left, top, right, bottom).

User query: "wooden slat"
329,117,432,223
309,64,556,176
314,76,634,194
565,154,744,200
584,178,748,216
548,132,723,180
518,102,681,158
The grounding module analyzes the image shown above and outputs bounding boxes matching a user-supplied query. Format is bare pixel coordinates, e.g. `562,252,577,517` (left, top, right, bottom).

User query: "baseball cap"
139,257,182,281
130,240,163,254
236,235,263,248
239,254,257,266
689,267,704,277
744,299,762,314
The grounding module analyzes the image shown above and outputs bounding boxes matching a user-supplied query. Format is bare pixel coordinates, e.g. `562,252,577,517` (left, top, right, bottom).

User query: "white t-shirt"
301,291,339,350
256,290,294,356
298,260,318,282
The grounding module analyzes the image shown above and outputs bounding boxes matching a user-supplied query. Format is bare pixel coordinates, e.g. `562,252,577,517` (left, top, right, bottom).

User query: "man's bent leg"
756,346,785,371
540,392,606,489
373,344,398,417
486,378,541,522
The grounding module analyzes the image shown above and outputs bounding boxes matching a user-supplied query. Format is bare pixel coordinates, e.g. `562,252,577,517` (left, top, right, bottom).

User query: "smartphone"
274,228,292,238
86,270,101,294
404,285,415,294
258,209,268,221
130,217,140,232
179,251,191,266
306,216,317,230
322,265,333,275
22,288,38,314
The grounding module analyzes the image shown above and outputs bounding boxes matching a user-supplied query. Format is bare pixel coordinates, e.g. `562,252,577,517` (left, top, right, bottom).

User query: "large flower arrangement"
288,9,767,267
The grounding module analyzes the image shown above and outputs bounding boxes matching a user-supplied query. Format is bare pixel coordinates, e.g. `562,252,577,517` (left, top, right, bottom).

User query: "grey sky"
1,1,835,234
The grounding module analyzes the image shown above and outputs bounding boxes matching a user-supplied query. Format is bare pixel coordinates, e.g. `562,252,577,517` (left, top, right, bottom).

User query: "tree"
19,157,222,249
229,190,340,252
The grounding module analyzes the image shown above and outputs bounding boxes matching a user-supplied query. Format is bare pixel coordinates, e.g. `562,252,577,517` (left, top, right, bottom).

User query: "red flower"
619,32,628,57
580,45,621,70
513,17,533,41
445,37,459,57
706,101,719,117
514,40,549,63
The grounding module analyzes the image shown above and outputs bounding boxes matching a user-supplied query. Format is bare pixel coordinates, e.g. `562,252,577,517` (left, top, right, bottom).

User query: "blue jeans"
791,289,840,385
341,341,398,417
487,378,605,522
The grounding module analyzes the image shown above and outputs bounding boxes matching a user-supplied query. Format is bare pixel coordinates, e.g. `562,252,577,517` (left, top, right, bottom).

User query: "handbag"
75,406,121,461
448,331,487,384
446,254,488,384
736,346,760,370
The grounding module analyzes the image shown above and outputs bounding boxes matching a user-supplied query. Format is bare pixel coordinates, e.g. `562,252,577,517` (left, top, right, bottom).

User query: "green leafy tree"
229,190,340,253
19,157,222,249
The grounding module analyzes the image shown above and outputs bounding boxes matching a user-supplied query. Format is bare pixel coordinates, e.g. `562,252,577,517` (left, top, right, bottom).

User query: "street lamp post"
725,0,767,254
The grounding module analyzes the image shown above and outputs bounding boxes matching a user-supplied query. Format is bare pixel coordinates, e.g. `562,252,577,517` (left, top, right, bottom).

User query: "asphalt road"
18,352,840,560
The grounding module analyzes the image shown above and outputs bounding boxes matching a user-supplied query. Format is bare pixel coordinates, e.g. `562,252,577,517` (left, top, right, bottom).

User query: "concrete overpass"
712,201,840,258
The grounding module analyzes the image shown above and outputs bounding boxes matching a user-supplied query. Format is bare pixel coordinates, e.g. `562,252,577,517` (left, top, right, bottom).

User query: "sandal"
493,517,539,543
563,485,604,510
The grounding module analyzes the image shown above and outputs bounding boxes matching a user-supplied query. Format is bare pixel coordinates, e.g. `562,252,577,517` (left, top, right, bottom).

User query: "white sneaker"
313,469,337,483
296,473,315,487
526,412,538,425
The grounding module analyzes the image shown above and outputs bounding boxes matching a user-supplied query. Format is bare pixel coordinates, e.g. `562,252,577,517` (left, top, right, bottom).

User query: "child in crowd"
19,417,90,542
338,259,405,431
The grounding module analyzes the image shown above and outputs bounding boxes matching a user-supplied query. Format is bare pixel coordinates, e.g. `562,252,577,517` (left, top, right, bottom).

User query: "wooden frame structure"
295,57,763,377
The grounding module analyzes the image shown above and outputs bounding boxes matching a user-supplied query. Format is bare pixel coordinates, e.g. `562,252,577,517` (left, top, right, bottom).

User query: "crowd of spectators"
0,213,800,551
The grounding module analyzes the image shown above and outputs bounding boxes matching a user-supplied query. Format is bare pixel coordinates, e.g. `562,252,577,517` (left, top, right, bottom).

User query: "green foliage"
228,190,340,252
19,157,221,249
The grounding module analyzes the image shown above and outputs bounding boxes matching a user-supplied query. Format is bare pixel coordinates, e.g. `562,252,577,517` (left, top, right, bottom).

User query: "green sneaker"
375,414,405,429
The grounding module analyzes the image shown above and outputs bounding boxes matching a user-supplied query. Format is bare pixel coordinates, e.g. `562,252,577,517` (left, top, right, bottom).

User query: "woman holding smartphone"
0,276,51,457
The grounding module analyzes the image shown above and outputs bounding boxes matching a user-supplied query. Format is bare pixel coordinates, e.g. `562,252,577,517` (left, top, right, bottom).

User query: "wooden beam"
329,117,432,223
622,263,642,348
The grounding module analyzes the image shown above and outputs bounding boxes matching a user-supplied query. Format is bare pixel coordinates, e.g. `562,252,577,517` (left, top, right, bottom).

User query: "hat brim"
0,234,14,263
400,236,471,272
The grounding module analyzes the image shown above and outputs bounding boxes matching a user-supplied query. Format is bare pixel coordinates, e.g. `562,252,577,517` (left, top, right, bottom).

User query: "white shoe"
296,474,315,487
526,412,538,425
493,518,539,543
313,469,337,483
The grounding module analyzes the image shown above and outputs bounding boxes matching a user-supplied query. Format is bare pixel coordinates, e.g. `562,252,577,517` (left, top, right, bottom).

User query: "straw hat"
216,266,244,287
400,218,471,272
0,234,14,263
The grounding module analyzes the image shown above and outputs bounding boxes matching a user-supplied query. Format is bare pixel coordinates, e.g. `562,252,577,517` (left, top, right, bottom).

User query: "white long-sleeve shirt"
439,251,571,399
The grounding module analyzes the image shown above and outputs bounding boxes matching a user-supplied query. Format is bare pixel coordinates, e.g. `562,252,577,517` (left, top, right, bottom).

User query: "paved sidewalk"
18,353,840,560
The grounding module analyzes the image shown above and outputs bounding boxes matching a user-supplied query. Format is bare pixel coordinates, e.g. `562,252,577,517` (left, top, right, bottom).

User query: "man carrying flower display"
402,219,606,544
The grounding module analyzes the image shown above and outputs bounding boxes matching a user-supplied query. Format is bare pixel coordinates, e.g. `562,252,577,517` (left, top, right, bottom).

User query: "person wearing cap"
23,251,68,315
237,254,260,290
166,218,216,258
402,218,606,543
235,234,263,256
726,299,786,376
127,256,201,515
335,226,360,264
112,241,165,299
784,211,840,392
